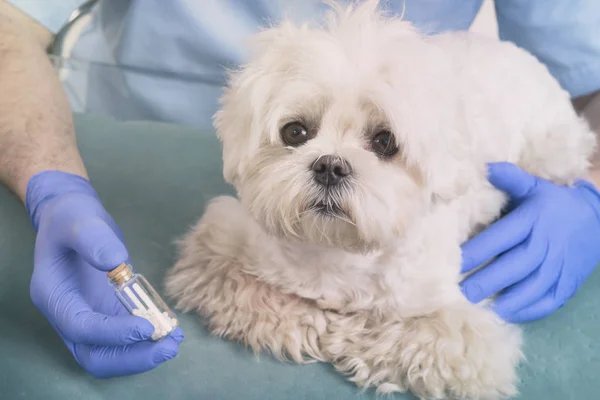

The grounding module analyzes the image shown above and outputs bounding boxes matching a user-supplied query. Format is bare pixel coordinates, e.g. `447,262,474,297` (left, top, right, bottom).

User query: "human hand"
460,162,600,323
26,171,183,378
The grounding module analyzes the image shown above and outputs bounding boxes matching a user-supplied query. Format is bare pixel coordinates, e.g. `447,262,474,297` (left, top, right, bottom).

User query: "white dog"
165,1,596,399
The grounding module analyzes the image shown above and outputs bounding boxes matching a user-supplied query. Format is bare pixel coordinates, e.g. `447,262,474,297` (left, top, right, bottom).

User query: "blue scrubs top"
40,0,600,129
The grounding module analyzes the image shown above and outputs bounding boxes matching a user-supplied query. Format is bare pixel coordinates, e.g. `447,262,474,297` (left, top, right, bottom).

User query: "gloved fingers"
460,210,532,274
38,295,156,348
487,162,538,200
460,237,544,304
169,327,185,344
101,211,129,249
491,254,561,320
67,217,129,271
57,306,155,346
500,291,559,323
73,336,181,378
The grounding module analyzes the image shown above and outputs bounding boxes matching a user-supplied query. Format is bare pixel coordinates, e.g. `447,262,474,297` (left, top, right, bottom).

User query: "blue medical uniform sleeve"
495,0,600,98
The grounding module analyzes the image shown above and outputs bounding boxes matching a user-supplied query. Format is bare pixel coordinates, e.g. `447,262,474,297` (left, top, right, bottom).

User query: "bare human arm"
0,6,184,376
0,10,87,202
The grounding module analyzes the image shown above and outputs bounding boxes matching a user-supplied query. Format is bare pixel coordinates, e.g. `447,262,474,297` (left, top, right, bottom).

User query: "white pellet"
132,308,177,340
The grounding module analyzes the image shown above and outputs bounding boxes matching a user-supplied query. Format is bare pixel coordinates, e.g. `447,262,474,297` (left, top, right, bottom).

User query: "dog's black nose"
312,155,352,186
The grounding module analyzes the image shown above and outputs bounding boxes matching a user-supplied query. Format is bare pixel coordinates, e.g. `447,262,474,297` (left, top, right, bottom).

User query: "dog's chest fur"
232,194,494,317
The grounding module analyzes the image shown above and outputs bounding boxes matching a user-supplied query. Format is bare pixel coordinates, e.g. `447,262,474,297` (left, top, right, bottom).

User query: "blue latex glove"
26,170,184,378
460,162,600,323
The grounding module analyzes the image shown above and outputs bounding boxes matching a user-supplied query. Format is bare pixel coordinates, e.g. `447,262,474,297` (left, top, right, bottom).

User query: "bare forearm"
0,14,87,202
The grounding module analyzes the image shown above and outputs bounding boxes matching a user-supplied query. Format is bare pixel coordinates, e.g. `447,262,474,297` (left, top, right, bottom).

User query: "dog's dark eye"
371,130,398,157
281,122,314,146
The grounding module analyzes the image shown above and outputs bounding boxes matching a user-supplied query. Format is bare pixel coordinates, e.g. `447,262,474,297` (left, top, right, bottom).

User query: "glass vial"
108,263,178,341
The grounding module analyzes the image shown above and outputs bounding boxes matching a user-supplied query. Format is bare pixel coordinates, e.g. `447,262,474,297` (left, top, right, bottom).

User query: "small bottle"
108,263,178,341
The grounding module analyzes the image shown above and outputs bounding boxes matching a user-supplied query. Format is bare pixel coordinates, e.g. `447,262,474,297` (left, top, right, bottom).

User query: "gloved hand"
26,170,183,378
460,162,600,323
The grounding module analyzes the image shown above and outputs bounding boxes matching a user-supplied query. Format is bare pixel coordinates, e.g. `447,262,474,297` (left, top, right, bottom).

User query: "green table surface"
0,113,598,400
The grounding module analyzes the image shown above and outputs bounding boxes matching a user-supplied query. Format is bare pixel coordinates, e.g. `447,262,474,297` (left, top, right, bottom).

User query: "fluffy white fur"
165,1,596,399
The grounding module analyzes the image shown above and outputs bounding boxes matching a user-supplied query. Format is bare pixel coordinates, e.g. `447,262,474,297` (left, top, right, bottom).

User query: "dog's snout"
312,155,352,186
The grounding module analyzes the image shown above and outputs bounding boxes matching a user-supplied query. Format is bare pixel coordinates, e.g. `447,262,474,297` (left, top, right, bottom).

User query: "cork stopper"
108,263,133,285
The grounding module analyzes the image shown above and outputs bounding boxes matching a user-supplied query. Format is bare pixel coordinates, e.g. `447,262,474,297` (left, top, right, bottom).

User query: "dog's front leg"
321,298,523,400
165,196,330,364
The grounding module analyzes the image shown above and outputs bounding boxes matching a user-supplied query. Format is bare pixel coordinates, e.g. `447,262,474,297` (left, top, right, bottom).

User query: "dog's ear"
213,81,264,187
380,48,482,201
213,22,305,187
374,28,487,201
395,112,482,202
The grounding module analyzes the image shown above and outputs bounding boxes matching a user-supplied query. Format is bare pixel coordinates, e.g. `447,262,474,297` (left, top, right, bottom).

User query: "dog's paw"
404,305,523,400
165,207,330,363
322,304,523,399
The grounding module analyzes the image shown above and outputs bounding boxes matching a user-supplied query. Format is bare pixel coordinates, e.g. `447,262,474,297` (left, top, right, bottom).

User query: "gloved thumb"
70,218,129,271
487,162,538,200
